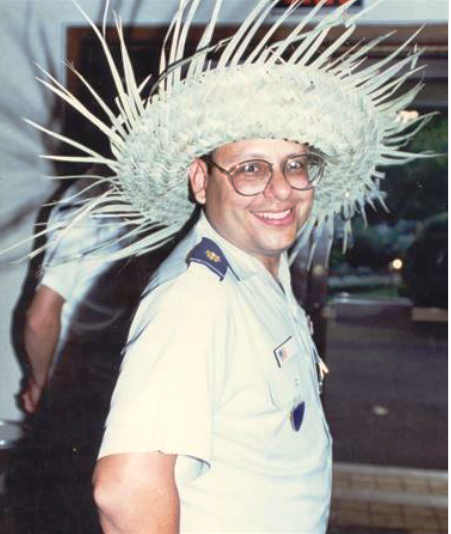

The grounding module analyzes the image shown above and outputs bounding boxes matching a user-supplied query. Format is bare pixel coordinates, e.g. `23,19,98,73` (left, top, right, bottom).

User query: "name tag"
273,336,296,368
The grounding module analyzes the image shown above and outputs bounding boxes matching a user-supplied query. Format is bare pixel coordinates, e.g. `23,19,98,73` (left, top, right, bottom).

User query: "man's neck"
259,255,282,280
200,211,283,280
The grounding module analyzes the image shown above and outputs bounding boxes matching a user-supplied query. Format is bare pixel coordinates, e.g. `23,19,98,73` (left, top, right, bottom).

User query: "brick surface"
377,482,404,492
349,479,378,490
429,486,447,495
336,511,374,526
370,514,407,528
370,503,404,514
331,464,447,533
380,477,406,486
349,474,376,483
436,509,448,521
402,506,436,517
334,499,369,513
404,515,440,529
428,482,447,492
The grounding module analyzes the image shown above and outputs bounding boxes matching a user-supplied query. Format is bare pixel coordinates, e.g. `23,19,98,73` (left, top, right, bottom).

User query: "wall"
0,0,447,420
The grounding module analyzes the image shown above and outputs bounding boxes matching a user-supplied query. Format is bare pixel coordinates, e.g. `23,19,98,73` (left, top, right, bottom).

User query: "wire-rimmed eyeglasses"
202,152,326,197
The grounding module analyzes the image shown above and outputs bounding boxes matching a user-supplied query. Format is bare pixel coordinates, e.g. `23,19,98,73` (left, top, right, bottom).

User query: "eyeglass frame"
201,151,326,197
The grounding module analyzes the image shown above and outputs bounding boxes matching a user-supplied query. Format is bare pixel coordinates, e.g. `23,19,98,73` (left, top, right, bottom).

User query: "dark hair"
199,150,215,172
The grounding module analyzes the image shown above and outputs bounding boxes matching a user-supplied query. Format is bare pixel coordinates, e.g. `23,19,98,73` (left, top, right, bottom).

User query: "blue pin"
290,402,305,432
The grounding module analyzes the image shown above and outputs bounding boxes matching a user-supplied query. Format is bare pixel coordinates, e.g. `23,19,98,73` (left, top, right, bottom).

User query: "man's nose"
263,165,292,200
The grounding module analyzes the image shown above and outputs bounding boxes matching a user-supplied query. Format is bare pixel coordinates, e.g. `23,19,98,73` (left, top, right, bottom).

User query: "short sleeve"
39,207,119,300
98,267,231,469
39,252,82,301
39,223,91,300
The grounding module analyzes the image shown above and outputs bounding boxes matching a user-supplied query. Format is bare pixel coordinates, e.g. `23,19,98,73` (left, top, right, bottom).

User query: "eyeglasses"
202,152,326,197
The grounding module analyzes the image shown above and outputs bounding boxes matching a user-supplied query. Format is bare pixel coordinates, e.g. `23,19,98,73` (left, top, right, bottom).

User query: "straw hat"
27,0,436,260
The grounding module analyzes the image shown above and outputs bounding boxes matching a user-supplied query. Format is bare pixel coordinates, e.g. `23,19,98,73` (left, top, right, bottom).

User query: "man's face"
190,138,315,269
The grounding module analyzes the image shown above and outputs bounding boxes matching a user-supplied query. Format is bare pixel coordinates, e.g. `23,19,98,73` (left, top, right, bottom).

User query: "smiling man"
93,137,332,534
27,0,432,532
194,140,318,276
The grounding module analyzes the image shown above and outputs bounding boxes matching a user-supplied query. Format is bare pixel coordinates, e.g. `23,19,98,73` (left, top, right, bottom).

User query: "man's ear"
189,159,208,205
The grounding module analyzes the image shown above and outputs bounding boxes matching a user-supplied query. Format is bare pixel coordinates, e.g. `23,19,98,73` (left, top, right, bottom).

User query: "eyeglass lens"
232,155,324,196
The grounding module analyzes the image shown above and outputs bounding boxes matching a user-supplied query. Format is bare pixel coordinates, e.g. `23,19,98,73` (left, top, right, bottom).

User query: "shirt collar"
194,211,292,288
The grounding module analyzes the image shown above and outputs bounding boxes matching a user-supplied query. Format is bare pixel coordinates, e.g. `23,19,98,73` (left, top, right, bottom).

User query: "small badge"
290,401,305,432
273,336,295,368
205,250,221,262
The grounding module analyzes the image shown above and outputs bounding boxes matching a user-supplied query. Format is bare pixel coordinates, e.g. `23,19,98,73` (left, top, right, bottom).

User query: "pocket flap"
268,357,303,408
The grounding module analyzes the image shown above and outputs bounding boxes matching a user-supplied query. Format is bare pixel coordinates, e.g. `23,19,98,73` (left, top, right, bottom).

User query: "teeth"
256,209,291,220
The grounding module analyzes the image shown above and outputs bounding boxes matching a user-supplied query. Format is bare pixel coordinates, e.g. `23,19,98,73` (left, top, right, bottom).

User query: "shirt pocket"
267,351,303,409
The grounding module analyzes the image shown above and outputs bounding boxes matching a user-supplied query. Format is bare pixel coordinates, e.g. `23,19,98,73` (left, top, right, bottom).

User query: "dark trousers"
5,346,118,534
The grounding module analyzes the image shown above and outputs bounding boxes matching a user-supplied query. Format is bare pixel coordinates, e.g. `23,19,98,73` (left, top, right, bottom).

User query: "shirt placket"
292,305,332,447
265,277,316,406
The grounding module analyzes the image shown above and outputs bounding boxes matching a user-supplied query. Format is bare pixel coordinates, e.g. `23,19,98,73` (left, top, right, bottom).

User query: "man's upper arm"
94,452,179,534
26,285,65,328
94,452,178,492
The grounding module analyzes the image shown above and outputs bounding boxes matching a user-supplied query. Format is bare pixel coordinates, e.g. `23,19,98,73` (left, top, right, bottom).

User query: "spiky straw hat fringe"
23,0,437,262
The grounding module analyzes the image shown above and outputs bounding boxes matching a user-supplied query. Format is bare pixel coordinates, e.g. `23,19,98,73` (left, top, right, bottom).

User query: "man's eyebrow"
234,152,269,159
217,153,263,165
285,151,311,158
220,152,264,160
226,150,310,162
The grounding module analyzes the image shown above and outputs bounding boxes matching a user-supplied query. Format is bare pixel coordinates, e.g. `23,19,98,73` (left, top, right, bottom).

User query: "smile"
253,208,294,225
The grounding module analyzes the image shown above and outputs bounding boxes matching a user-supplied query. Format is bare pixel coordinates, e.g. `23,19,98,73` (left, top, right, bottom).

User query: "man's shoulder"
141,235,238,313
184,237,232,282
130,251,233,340
154,232,237,285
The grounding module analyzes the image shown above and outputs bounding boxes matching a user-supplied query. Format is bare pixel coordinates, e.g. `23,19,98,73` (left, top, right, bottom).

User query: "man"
24,0,432,532
93,138,331,533
8,180,149,534
21,180,127,413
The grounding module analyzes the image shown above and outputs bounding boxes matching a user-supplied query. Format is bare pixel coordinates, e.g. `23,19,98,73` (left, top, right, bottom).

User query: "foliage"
401,212,448,307
378,116,448,223
330,116,448,271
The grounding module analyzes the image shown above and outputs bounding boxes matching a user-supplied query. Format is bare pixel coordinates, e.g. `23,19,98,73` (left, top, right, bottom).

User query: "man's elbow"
93,457,150,528
93,453,179,533
93,460,124,521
